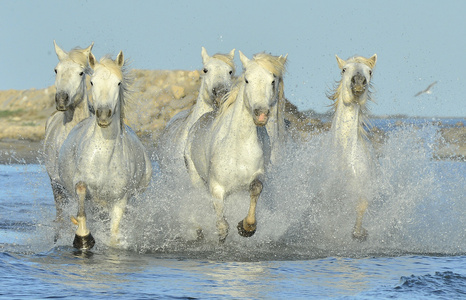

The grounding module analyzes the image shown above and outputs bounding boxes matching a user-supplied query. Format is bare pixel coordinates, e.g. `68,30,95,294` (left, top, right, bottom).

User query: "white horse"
184,51,287,242
156,47,235,171
327,54,377,241
44,41,93,225
58,51,152,249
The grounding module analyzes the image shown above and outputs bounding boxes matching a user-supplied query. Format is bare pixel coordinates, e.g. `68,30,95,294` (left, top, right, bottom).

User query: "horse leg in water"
50,178,67,242
211,183,229,243
352,196,368,241
109,197,128,247
71,182,95,250
237,179,262,237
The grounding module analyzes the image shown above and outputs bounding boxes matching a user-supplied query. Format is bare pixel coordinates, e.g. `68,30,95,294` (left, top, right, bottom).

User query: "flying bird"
414,81,437,97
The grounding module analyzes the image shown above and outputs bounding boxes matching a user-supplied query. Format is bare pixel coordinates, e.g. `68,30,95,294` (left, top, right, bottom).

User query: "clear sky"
1,0,465,117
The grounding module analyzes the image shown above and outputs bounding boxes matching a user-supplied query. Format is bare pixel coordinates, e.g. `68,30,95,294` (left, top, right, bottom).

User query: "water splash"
19,121,466,259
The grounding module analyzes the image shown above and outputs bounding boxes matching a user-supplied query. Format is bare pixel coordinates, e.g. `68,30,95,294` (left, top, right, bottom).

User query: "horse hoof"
73,233,95,250
352,228,368,242
237,220,256,238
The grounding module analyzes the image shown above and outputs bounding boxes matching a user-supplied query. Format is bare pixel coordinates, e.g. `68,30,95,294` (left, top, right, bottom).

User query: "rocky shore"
0,69,464,164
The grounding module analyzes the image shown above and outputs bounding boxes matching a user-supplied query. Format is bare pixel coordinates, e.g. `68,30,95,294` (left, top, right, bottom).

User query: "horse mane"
211,52,236,74
68,47,93,75
98,55,134,127
327,56,375,140
219,53,287,118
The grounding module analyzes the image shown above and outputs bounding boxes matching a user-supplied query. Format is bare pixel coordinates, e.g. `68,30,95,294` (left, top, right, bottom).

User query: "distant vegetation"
0,109,23,118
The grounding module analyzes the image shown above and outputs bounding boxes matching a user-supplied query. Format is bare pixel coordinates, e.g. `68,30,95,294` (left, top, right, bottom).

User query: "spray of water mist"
30,122,465,259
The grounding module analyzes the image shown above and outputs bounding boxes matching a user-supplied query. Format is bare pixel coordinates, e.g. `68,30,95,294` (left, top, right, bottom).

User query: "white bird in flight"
414,81,437,97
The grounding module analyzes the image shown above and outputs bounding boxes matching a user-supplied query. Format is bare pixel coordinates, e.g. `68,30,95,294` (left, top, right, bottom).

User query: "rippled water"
0,120,465,299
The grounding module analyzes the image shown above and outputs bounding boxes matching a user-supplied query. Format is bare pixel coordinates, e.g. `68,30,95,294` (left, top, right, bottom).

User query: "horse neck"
331,94,365,151
194,79,213,113
223,85,258,139
63,78,90,124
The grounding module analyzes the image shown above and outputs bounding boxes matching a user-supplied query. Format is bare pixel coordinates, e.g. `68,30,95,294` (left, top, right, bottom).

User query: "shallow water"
0,120,465,299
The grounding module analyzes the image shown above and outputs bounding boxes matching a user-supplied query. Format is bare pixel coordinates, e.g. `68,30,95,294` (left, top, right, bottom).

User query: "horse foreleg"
72,182,95,250
50,179,67,242
211,184,229,243
352,196,368,241
237,179,262,238
109,197,128,247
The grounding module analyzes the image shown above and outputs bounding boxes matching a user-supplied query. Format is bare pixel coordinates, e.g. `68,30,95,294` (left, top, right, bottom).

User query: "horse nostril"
96,110,101,118
363,78,367,85
254,109,260,116
107,109,111,118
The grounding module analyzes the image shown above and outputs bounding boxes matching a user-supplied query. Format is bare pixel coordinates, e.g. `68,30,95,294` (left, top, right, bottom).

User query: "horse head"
336,54,377,105
201,47,235,108
88,51,125,128
53,41,93,111
239,51,287,127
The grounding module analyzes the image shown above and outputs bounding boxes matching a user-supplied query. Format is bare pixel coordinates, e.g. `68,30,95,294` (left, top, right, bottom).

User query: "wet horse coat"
58,51,152,249
44,41,93,225
156,47,235,171
327,54,378,240
184,51,287,242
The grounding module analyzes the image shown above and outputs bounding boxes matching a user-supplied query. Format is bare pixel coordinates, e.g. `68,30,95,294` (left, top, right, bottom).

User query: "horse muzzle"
96,108,112,128
55,92,70,111
351,74,368,97
211,85,229,108
253,108,269,126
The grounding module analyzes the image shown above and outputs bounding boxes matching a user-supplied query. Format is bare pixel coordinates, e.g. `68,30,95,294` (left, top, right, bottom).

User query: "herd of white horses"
44,41,377,250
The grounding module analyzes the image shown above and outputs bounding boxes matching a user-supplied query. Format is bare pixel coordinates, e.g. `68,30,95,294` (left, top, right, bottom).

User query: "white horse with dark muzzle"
58,51,152,250
156,47,235,171
184,51,287,242
44,41,93,227
327,54,377,241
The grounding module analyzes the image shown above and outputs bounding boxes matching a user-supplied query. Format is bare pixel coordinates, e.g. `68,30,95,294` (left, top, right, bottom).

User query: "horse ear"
83,42,94,57
54,40,67,61
228,48,235,60
369,54,377,68
201,47,209,64
335,55,346,70
279,54,288,65
116,51,124,67
239,50,250,68
88,52,97,70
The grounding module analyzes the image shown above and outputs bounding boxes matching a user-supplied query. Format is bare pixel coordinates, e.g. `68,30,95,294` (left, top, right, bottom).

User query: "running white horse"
58,51,152,249
327,54,377,241
184,51,287,242
156,47,235,171
44,41,94,225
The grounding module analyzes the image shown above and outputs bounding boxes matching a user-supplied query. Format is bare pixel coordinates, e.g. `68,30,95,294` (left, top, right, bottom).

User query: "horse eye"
90,81,93,86
369,70,372,76
203,68,208,73
118,82,121,86
79,72,84,76
272,80,275,86
229,70,233,75
54,69,57,74
342,68,346,74
245,78,249,84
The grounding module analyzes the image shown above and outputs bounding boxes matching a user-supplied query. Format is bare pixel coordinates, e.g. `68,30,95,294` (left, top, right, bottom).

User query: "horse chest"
76,139,133,195
212,135,264,186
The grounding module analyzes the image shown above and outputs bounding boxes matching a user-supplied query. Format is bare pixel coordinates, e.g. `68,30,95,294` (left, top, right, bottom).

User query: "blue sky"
1,0,465,117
